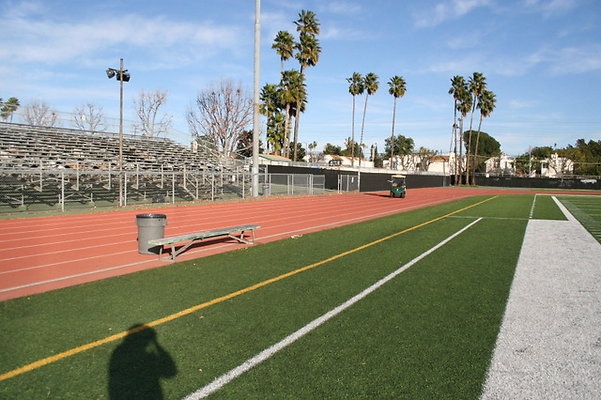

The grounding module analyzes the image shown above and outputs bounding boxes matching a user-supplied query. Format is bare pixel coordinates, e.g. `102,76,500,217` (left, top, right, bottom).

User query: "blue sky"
1,0,599,156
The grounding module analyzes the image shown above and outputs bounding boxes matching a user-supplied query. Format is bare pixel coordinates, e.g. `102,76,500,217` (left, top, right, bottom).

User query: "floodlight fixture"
106,68,130,82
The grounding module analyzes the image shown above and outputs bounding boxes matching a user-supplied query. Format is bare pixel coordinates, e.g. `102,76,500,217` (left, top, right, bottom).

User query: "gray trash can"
136,214,167,255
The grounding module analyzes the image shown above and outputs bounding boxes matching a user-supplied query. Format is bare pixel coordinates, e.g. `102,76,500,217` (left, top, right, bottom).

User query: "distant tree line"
515,140,601,176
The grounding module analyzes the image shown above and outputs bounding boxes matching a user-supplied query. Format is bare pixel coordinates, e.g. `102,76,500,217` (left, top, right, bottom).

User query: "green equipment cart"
389,175,407,198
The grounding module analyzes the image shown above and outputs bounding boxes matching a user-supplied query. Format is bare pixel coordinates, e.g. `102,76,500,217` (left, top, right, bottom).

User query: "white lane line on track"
0,258,159,294
182,218,483,400
0,193,370,235
0,196,456,266
0,196,398,242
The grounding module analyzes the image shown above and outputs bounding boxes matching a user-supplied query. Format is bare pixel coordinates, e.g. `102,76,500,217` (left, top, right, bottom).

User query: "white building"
320,155,373,168
484,154,515,176
541,153,574,178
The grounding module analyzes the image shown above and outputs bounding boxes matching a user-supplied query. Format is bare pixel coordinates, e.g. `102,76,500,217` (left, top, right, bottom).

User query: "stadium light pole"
106,58,130,206
251,0,261,197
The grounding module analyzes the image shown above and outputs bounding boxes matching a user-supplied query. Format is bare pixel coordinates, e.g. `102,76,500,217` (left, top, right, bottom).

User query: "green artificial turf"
531,194,567,220
0,195,549,399
558,195,601,243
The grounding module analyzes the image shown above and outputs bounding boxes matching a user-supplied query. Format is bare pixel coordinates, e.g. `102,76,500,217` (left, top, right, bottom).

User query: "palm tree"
291,33,320,161
472,90,496,185
308,141,317,162
359,72,379,168
260,84,285,155
347,73,364,167
294,10,320,36
291,10,321,162
272,31,295,73
387,76,407,163
449,76,466,184
466,72,486,184
0,97,20,121
289,72,307,160
294,33,321,75
457,87,472,184
279,70,305,159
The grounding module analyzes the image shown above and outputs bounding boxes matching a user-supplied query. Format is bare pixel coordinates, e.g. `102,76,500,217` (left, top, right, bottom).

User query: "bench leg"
227,230,255,245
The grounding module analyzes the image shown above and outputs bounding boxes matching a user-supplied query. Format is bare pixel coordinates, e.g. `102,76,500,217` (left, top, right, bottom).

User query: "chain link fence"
0,168,327,213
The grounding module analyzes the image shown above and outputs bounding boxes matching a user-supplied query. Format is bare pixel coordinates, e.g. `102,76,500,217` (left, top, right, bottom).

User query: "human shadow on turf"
108,324,177,400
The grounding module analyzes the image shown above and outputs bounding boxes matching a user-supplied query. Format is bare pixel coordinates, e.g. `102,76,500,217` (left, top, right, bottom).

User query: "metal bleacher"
0,122,250,212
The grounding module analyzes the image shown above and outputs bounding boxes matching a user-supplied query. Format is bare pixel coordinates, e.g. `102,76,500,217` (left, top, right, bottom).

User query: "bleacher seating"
0,122,248,212
0,122,227,171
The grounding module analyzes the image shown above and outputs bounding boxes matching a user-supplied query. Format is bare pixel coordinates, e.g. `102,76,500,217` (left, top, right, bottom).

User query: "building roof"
260,154,291,162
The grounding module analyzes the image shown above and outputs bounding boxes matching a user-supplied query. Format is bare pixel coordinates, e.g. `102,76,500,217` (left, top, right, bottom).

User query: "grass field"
557,195,601,243
0,194,572,399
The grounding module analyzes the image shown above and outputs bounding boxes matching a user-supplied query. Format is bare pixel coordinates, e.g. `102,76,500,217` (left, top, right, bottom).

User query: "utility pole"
118,58,124,206
252,0,261,197
106,58,130,206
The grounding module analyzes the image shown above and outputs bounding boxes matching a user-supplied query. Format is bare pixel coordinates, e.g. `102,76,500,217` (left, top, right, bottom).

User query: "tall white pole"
252,0,261,197
119,58,124,207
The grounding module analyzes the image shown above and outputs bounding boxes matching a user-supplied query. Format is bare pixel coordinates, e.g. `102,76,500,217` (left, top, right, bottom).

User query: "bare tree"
23,100,58,127
187,80,253,159
133,90,172,137
417,147,438,171
73,103,106,132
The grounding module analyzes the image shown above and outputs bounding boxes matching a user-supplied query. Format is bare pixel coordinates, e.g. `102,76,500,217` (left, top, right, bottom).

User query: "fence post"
76,162,80,191
61,172,65,212
124,173,128,206
172,172,176,204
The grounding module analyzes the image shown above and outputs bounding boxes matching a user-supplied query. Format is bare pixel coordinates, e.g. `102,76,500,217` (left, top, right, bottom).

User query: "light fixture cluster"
106,68,130,82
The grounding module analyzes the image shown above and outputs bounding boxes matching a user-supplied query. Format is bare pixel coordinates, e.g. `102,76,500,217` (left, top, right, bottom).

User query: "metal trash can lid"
136,213,167,219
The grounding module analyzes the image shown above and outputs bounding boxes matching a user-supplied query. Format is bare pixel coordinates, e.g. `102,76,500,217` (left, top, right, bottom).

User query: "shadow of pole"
108,324,177,400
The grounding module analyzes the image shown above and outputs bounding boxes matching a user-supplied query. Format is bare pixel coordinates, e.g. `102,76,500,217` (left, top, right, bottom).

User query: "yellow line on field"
0,195,497,382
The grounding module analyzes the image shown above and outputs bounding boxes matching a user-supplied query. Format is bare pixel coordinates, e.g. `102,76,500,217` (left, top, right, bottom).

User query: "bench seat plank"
148,224,260,261
149,225,259,246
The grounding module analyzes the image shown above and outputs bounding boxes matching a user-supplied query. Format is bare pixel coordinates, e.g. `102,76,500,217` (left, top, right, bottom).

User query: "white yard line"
182,218,483,400
528,193,537,219
481,196,601,400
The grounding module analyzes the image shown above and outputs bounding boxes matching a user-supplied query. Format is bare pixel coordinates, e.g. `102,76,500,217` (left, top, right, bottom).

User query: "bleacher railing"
0,168,328,213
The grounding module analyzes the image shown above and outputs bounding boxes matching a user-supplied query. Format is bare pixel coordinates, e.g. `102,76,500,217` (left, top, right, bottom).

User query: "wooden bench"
148,224,260,262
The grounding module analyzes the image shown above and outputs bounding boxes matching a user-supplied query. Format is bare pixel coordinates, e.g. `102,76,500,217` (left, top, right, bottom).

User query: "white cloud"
508,99,539,109
0,7,242,66
414,0,492,27
527,45,601,74
318,1,362,15
523,0,578,16
421,41,601,78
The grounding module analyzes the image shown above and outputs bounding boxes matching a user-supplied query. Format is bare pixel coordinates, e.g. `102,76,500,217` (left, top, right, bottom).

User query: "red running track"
0,187,596,301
